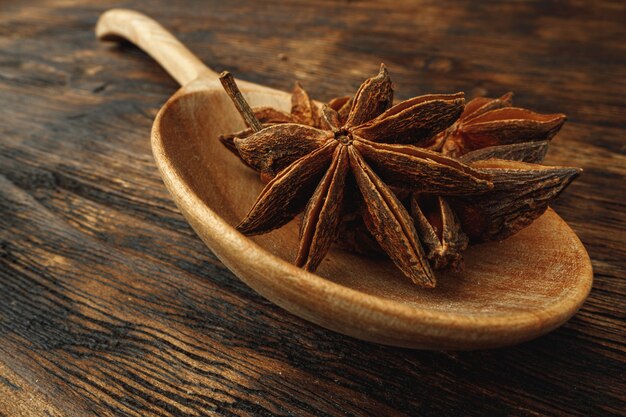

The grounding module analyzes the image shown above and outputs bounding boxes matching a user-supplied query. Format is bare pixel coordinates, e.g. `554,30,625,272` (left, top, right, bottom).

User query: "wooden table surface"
1,1,624,416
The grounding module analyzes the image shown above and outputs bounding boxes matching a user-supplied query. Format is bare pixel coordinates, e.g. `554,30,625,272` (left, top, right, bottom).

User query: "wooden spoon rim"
150,82,593,348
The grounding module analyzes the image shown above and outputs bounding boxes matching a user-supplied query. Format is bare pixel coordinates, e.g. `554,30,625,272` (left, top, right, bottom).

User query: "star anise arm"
291,82,320,127
344,63,393,128
328,96,351,111
237,141,338,235
234,124,332,179
219,123,278,156
411,195,468,270
460,108,566,150
253,107,295,124
353,139,492,194
449,159,581,242
348,147,435,287
295,145,349,271
319,105,341,131
427,92,509,152
461,92,513,122
352,93,465,145
459,141,550,164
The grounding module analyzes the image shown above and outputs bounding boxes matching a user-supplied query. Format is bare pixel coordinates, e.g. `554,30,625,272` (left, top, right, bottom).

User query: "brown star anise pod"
217,66,581,287
408,94,575,269
218,66,495,287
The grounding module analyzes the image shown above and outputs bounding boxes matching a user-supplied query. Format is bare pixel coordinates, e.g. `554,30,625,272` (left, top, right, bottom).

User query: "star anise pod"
408,93,573,269
218,67,581,287
218,66,493,287
428,92,566,163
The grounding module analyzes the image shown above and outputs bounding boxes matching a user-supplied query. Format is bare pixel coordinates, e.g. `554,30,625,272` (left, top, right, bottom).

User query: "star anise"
408,94,575,268
217,66,581,287
218,66,494,287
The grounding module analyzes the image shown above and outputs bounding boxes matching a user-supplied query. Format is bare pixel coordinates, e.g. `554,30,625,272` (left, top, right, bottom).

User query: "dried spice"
405,94,574,268
217,66,580,287
428,93,566,163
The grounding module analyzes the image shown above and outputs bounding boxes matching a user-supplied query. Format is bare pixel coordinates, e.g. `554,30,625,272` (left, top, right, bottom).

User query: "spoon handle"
96,9,218,86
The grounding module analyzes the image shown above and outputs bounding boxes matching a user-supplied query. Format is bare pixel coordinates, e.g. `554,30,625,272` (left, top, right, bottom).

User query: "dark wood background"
1,0,624,416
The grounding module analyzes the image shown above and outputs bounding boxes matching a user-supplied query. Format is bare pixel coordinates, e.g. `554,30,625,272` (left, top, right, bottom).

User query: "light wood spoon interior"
96,9,593,349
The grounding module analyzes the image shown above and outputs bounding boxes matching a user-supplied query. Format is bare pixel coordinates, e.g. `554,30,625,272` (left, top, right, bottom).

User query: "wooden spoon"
96,9,593,350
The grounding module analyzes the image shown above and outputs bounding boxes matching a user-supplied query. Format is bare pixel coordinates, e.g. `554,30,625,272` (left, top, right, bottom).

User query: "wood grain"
0,0,624,416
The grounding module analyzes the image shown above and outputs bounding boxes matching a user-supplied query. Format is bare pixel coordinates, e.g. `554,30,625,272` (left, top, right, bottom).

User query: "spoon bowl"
97,9,593,349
